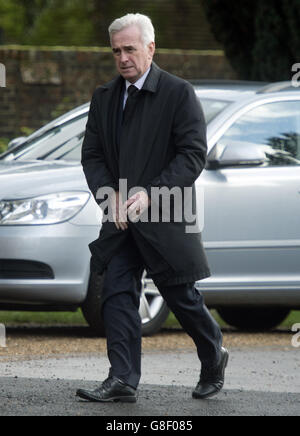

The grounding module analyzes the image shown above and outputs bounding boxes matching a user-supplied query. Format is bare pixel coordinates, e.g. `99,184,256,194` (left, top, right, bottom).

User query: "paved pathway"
0,347,299,416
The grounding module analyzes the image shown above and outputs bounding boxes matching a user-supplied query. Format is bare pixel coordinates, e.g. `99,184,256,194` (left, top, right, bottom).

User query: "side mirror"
206,141,266,170
7,136,27,150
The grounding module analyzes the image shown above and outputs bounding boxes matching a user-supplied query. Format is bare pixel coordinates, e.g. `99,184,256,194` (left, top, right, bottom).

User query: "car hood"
0,160,89,200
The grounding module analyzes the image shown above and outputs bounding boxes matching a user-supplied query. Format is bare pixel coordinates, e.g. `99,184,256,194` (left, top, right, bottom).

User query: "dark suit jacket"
81,62,211,286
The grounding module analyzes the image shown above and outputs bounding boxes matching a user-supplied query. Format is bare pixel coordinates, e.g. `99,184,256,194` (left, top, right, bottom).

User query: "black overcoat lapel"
101,76,124,182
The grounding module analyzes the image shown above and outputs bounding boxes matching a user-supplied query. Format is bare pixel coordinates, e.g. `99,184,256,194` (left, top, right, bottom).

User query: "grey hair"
108,13,155,47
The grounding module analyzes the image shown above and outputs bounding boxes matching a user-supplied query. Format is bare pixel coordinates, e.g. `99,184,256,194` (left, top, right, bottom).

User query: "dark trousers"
101,233,222,389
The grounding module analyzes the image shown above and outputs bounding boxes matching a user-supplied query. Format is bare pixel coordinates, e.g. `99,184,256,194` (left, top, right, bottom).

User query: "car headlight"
0,192,90,225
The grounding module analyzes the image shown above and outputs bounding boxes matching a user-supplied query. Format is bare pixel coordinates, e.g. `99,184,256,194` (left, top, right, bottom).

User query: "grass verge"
0,309,299,330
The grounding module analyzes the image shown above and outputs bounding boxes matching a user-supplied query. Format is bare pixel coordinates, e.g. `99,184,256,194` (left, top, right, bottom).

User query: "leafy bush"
202,0,300,81
0,137,9,154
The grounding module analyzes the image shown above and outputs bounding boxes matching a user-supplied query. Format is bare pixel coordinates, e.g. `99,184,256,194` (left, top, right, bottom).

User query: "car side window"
220,100,300,166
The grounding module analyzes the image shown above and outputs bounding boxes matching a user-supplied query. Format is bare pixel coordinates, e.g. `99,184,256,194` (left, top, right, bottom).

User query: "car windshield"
0,96,230,163
0,115,87,162
198,98,230,123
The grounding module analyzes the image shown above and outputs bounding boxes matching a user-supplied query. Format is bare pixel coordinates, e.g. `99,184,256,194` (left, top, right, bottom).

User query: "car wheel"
217,307,290,331
81,272,106,336
139,271,170,336
81,271,170,337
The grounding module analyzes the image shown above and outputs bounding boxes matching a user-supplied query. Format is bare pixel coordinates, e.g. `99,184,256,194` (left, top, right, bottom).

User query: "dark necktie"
123,84,139,124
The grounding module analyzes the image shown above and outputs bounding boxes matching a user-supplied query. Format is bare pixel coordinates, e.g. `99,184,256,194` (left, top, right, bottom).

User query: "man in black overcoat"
77,13,228,403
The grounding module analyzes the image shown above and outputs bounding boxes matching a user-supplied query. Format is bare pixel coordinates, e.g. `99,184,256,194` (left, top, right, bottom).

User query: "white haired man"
77,13,228,403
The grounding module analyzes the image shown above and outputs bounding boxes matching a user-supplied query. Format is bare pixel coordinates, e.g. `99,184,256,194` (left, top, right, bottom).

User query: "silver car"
0,81,299,332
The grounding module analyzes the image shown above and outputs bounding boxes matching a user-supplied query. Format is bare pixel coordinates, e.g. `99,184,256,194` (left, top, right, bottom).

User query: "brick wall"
0,46,236,139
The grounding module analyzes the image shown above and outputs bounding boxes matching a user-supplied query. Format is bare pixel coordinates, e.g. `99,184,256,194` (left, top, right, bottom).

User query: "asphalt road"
0,347,299,416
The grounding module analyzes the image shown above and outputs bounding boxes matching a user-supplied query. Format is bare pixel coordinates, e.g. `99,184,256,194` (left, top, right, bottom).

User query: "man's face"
111,25,155,83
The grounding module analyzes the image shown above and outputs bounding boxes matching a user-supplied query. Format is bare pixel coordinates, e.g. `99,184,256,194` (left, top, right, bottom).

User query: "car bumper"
0,222,99,305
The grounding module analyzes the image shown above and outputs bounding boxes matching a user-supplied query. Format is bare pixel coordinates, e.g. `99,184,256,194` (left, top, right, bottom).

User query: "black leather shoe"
76,376,137,403
192,347,229,399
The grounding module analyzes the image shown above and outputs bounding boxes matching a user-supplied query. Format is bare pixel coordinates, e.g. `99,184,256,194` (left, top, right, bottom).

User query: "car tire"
81,272,106,336
81,271,170,337
217,307,290,331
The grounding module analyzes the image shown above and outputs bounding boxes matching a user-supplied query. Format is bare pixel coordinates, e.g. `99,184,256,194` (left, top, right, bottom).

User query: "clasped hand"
110,191,150,231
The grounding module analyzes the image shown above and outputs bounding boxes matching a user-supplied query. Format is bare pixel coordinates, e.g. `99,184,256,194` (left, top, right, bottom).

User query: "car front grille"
0,260,54,279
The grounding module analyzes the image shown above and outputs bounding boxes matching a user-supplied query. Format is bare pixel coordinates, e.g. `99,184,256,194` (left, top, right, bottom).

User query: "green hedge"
202,0,300,81
0,138,8,154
